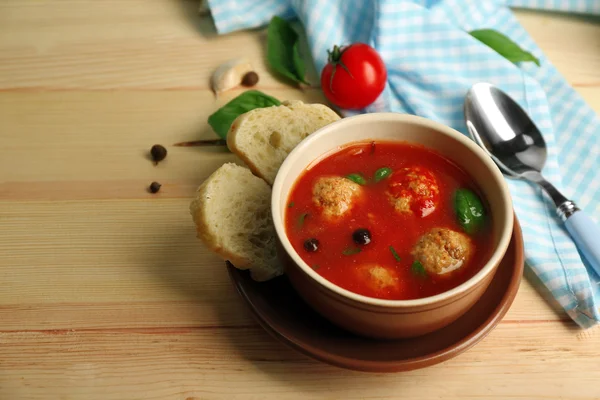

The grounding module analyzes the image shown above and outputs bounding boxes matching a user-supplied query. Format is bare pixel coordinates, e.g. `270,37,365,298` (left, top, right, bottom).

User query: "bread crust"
226,101,340,185
189,179,252,270
226,117,267,183
189,163,281,281
192,102,340,281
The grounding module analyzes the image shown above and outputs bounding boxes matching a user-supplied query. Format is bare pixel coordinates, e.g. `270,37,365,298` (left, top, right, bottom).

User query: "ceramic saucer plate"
228,218,524,372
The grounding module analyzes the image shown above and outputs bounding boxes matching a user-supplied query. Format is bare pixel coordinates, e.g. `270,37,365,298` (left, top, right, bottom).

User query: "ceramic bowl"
271,113,514,339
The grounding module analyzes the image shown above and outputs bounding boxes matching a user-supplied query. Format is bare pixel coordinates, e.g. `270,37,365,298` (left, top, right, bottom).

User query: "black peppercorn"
150,144,167,164
241,71,259,87
352,228,372,245
149,181,162,193
303,238,319,252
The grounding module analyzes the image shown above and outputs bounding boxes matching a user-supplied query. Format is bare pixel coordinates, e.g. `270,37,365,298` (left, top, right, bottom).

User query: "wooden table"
1,2,599,399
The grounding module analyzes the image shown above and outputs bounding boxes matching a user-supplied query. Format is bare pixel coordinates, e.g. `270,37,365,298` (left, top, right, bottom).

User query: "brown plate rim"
228,216,524,372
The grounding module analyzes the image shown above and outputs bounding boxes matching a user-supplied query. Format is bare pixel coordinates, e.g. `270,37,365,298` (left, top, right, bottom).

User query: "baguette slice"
227,100,340,185
189,163,281,281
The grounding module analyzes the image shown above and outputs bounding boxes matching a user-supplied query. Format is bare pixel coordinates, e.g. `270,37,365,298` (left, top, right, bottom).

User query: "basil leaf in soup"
454,188,485,235
389,246,401,262
374,167,392,182
411,261,427,277
342,247,362,256
346,173,367,185
296,212,309,229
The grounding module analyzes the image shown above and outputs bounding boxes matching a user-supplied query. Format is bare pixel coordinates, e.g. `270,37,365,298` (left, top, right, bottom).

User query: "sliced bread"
227,100,340,185
189,163,282,281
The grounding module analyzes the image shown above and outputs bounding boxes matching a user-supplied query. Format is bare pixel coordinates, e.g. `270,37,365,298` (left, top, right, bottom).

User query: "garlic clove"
210,59,254,96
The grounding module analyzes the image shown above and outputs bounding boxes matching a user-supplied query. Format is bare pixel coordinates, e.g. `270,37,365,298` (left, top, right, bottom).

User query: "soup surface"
285,141,493,300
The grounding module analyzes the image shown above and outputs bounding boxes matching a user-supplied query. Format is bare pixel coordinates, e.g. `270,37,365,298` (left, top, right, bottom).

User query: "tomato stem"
326,44,354,93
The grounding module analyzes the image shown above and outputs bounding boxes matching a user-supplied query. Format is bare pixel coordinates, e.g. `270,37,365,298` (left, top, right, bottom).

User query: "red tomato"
321,43,387,110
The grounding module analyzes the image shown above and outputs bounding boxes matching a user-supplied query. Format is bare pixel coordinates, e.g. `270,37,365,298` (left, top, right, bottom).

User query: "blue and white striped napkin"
207,0,600,328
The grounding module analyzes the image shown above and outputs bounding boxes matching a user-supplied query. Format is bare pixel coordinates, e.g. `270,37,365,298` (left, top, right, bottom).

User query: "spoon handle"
523,171,569,206
531,172,600,276
561,207,600,277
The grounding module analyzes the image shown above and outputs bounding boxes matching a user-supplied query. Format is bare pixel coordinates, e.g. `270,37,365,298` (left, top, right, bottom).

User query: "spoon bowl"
464,82,600,277
465,83,547,176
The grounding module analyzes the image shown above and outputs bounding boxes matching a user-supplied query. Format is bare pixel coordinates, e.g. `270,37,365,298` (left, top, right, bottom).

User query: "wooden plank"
0,90,327,186
1,87,598,195
0,2,598,90
0,0,283,90
516,10,600,86
0,199,569,331
0,323,598,400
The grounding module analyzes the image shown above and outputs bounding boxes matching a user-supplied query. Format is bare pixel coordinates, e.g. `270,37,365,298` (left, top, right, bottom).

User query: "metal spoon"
464,82,600,276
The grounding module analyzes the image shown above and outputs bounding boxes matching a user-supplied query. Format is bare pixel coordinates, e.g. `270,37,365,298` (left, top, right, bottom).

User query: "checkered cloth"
207,0,600,328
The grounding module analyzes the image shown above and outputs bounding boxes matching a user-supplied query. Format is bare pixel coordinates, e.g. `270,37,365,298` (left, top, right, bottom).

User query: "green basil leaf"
288,201,295,208
411,261,427,277
374,167,392,182
469,29,540,66
454,188,486,235
207,90,281,139
292,41,306,84
389,246,401,262
342,247,362,256
267,16,309,85
346,173,367,185
296,212,309,229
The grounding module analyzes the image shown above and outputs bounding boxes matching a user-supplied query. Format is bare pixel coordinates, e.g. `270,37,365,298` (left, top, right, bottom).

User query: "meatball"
386,166,439,217
411,228,473,275
312,176,361,218
354,264,401,293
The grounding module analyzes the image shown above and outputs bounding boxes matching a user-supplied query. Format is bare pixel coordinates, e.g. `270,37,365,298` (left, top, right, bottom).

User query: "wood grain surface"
1,1,599,399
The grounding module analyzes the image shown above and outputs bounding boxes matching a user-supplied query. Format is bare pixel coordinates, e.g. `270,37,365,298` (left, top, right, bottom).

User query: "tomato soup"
284,141,493,300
